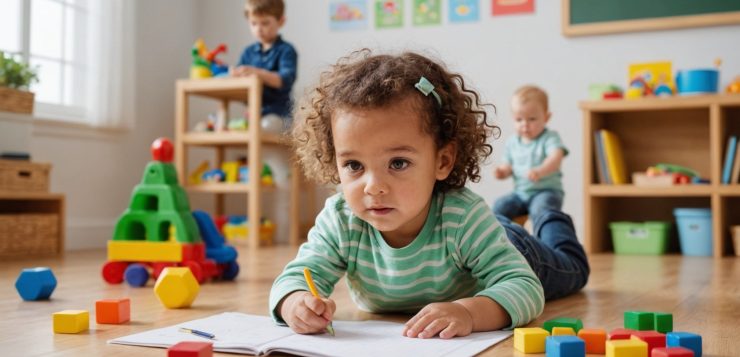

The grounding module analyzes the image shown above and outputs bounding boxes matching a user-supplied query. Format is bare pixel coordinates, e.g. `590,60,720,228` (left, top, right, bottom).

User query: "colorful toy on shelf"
202,168,225,182
588,83,623,100
227,118,248,131
102,138,238,287
237,163,274,186
726,75,740,94
222,216,275,246
627,61,675,99
222,161,240,183
633,163,701,186
190,39,228,79
188,161,209,185
15,267,57,301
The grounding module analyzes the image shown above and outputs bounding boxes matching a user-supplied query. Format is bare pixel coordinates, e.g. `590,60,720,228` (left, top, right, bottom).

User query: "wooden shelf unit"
175,76,303,249
581,94,740,258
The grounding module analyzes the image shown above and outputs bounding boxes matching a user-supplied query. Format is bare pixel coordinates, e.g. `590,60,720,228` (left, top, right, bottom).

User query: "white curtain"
85,0,132,129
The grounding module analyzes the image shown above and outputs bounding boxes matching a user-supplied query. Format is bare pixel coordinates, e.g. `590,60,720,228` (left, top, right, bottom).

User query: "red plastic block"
609,327,636,340
652,346,695,357
168,341,213,357
632,331,666,356
96,298,130,324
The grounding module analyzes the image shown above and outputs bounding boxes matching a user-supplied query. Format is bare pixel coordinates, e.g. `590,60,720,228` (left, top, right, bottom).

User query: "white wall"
12,0,739,250
199,0,740,239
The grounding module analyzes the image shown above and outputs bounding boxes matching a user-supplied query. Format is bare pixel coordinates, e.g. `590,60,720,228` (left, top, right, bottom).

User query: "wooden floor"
1,246,738,356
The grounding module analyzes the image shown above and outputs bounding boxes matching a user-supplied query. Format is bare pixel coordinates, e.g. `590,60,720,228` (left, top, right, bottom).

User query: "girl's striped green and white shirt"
269,187,545,328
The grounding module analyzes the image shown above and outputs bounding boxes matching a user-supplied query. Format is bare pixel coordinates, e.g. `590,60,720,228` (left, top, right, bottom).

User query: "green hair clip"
414,76,442,107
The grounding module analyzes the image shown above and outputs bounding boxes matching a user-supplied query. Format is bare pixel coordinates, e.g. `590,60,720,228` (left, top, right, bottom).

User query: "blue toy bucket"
673,208,713,256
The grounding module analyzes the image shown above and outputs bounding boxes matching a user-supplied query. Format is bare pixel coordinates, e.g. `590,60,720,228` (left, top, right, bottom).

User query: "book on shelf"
731,137,740,184
722,135,738,184
600,129,628,184
593,131,611,184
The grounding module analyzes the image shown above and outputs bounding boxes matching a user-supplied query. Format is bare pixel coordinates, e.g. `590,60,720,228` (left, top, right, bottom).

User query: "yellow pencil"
303,267,335,336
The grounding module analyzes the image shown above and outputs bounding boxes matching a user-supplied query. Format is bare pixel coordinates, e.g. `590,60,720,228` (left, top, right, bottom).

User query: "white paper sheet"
109,312,512,357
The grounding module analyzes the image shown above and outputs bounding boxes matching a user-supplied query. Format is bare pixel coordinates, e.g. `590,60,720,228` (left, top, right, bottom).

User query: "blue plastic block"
124,263,150,287
15,267,57,301
546,335,585,357
667,332,702,357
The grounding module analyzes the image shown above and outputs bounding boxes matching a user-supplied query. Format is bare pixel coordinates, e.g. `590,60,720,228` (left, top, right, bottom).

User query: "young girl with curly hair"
269,49,589,339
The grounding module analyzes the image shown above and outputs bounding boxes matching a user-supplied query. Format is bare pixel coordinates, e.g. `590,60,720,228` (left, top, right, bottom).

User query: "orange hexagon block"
154,267,200,309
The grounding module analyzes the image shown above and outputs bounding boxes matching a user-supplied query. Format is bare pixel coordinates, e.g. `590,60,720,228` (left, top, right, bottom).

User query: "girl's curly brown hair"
292,49,499,193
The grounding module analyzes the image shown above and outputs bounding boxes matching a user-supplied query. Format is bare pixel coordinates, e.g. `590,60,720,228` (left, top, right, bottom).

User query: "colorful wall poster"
449,0,480,23
375,0,404,29
492,0,534,16
330,1,368,31
413,0,442,26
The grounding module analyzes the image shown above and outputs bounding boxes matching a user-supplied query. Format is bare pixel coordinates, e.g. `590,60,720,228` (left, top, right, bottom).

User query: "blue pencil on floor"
179,327,216,340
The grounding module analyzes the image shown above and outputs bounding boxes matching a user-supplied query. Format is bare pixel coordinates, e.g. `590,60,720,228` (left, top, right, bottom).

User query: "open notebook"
109,312,512,357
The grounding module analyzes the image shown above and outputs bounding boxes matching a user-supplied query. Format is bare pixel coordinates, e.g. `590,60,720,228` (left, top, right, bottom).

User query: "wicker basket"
0,214,60,257
0,160,50,193
0,87,34,114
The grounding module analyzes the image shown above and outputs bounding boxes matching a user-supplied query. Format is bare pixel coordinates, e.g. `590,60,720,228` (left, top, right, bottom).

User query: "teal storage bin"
674,208,713,256
609,221,670,255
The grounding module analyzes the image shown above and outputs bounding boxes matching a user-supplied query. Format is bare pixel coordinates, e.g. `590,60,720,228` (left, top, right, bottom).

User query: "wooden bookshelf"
581,94,740,257
175,76,310,249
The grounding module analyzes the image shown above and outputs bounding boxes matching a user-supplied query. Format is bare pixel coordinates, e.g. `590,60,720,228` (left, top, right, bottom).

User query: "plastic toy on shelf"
727,75,740,94
101,138,239,287
190,38,228,79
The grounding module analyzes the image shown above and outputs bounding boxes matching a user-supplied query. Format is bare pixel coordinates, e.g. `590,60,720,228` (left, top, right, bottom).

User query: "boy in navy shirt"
232,0,297,129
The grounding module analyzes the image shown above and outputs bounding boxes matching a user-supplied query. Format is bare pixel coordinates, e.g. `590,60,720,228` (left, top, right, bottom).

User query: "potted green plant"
0,51,39,114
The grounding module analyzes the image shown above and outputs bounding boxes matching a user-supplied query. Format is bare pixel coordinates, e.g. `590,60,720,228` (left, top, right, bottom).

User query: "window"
2,0,131,128
1,0,88,123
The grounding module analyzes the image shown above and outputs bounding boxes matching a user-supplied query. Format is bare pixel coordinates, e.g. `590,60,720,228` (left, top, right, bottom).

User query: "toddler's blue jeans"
497,209,590,300
493,190,563,222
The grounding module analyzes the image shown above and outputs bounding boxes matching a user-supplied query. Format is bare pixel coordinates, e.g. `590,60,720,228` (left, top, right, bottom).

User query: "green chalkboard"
570,0,740,24
563,0,740,36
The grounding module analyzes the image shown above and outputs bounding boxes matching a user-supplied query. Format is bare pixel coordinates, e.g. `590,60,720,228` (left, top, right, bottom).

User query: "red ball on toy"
151,137,174,162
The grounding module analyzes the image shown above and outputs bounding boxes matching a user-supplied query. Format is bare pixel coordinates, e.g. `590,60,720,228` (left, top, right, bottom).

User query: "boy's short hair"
513,85,549,112
244,0,284,19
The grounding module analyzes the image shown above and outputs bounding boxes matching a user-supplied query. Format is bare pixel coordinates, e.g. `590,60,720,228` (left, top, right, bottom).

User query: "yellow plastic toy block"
606,338,648,357
552,327,577,336
107,241,183,262
53,310,89,334
154,267,200,309
514,327,550,353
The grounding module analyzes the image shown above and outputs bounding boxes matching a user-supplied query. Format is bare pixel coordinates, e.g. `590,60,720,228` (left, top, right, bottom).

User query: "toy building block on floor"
15,267,57,301
168,341,213,357
154,267,200,309
102,138,238,287
96,298,130,324
53,310,89,334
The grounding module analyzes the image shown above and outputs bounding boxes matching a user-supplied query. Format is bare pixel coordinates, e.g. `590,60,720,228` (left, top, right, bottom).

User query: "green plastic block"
112,161,200,243
543,317,583,334
654,312,673,333
624,311,655,331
